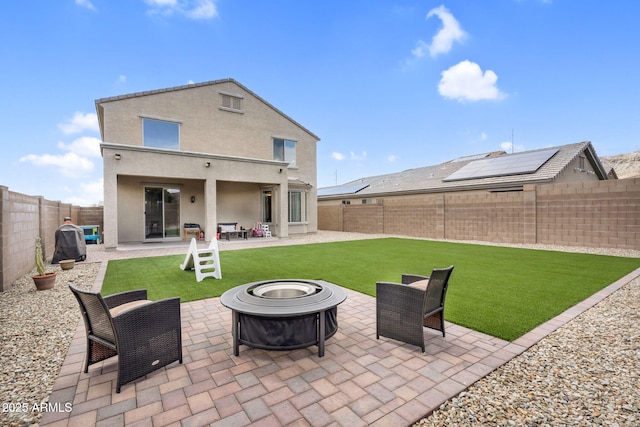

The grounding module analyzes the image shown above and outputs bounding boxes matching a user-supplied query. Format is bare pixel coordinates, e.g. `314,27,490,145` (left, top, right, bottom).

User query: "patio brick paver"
38,241,640,426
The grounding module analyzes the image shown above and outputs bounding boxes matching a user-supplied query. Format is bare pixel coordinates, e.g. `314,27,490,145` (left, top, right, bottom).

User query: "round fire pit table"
220,279,347,357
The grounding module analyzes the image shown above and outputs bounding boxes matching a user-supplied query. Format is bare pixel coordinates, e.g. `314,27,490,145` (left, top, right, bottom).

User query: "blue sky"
1,1,639,206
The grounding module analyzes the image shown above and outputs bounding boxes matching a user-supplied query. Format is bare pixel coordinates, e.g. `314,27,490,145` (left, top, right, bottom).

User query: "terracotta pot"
59,259,75,270
32,272,56,290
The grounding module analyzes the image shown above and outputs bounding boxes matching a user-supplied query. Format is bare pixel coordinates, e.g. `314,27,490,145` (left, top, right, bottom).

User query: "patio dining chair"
376,265,454,352
69,285,182,392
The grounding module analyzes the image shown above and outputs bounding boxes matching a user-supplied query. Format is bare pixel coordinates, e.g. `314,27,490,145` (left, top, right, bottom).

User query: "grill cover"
52,224,87,263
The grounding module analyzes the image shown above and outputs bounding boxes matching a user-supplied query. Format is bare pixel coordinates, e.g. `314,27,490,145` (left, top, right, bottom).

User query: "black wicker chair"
69,285,183,392
376,265,454,352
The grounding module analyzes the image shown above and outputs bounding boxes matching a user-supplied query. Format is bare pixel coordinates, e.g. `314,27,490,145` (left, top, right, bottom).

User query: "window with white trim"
288,190,306,223
274,138,296,168
143,118,179,150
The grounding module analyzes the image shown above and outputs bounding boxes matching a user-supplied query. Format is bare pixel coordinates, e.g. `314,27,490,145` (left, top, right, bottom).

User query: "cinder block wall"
0,187,40,291
536,179,640,249
77,207,105,242
318,178,640,250
445,191,525,244
317,205,343,231
344,204,383,234
383,194,444,239
0,186,104,291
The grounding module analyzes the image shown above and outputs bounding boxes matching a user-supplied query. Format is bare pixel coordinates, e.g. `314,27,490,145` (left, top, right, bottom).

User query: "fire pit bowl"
221,280,347,357
251,281,318,298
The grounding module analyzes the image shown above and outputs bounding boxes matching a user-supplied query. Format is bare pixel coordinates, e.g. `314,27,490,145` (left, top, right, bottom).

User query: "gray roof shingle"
319,141,607,198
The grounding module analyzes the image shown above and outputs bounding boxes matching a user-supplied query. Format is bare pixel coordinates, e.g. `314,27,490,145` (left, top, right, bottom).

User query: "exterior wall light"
190,196,196,203
114,153,121,160
205,162,211,167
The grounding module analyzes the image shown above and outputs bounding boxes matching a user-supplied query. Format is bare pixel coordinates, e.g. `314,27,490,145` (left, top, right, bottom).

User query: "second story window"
143,118,179,150
273,138,296,168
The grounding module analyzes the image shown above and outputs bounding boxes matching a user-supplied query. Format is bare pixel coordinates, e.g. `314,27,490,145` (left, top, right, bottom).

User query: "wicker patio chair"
376,265,454,352
69,285,183,392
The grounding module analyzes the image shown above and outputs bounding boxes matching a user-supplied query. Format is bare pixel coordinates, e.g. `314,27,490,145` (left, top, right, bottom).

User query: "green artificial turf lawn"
101,238,640,341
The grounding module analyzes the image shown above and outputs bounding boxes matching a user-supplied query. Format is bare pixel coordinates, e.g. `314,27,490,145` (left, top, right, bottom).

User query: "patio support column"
103,172,118,250
204,179,217,242
278,183,288,238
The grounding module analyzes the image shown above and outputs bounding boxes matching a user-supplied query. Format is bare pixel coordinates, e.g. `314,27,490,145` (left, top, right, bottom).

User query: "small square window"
221,93,243,112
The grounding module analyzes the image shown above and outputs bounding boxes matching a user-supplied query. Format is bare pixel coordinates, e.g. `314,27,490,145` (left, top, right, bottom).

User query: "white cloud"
147,0,178,5
331,152,345,161
387,154,399,162
19,152,94,178
438,60,506,102
413,5,466,59
187,0,217,19
20,126,101,179
58,112,99,135
145,0,218,20
64,178,104,207
116,75,127,85
411,42,428,59
350,151,367,161
75,0,96,11
57,136,102,158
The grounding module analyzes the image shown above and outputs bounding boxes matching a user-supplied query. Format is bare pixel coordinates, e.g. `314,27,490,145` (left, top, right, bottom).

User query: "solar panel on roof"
442,148,559,182
450,152,492,163
317,183,369,197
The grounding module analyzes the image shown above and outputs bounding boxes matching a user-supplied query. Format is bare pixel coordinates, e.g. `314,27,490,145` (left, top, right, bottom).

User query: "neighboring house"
318,141,609,201
96,79,320,249
316,141,621,245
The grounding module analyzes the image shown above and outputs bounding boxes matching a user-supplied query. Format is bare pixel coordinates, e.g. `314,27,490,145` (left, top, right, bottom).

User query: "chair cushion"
110,300,153,317
407,279,429,292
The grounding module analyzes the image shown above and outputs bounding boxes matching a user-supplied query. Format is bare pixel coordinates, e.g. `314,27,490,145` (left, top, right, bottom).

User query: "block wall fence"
0,186,104,291
4,178,638,290
318,178,640,250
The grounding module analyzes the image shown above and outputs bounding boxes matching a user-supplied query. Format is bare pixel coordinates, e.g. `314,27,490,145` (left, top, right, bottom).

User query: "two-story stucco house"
96,79,320,249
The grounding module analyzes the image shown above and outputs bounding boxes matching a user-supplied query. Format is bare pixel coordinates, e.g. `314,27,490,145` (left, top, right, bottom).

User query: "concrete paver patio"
38,235,640,426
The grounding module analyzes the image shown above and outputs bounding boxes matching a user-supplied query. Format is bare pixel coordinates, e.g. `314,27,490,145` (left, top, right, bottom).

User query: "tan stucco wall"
554,155,602,183
99,81,317,185
216,181,263,229
99,80,319,247
102,145,290,246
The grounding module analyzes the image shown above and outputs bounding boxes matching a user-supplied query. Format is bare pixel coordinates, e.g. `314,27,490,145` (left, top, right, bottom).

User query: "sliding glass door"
144,187,181,241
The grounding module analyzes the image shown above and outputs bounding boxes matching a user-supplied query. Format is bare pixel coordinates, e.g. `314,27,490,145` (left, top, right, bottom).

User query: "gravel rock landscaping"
0,262,100,427
415,275,639,427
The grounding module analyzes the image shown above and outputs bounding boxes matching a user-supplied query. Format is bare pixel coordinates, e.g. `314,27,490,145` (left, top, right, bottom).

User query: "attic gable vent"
219,92,244,113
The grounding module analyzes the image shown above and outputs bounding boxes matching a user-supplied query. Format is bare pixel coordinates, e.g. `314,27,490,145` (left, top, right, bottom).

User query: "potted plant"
32,237,56,290
59,259,75,270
